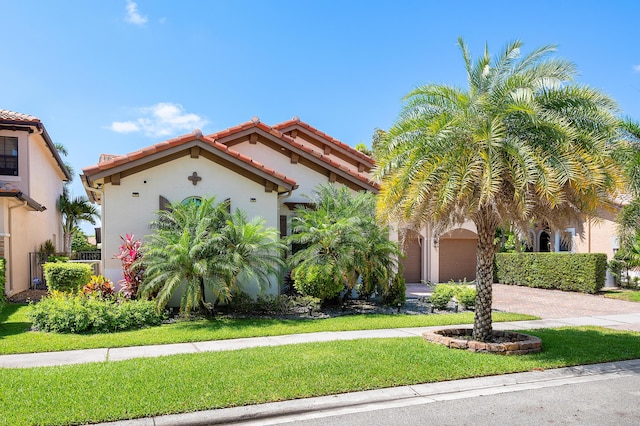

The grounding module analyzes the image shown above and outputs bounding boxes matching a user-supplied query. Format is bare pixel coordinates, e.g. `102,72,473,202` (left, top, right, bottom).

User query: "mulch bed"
7,289,48,304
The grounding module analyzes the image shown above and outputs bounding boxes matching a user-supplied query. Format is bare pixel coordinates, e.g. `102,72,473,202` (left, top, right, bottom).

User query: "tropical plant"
375,38,622,341
71,231,95,252
139,197,285,316
57,187,99,256
81,275,115,299
113,234,144,299
615,118,640,251
287,184,399,302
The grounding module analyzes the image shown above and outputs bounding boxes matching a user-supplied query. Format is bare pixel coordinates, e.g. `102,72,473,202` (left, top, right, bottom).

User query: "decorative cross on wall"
188,172,202,186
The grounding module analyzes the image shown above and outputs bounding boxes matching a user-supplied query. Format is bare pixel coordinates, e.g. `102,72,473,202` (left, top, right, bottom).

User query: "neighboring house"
400,208,621,285
0,109,71,297
81,117,377,296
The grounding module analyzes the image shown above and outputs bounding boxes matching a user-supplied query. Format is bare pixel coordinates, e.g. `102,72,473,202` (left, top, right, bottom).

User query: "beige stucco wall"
100,155,280,298
0,130,65,295
573,211,619,259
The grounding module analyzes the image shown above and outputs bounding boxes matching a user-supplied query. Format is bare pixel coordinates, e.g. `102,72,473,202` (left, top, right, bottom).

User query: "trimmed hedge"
494,252,607,294
43,262,92,293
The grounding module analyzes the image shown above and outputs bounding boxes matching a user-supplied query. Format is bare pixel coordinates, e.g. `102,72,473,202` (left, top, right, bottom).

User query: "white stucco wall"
101,155,280,298
231,142,332,204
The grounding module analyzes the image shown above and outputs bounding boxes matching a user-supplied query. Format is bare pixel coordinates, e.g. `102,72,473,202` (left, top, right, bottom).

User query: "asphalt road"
257,373,640,426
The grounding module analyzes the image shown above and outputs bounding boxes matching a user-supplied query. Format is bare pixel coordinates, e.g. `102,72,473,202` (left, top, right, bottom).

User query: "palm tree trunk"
64,231,72,257
472,210,498,342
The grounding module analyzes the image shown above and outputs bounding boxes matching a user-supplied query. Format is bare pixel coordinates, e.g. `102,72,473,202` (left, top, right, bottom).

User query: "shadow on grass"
0,304,32,339
526,327,640,365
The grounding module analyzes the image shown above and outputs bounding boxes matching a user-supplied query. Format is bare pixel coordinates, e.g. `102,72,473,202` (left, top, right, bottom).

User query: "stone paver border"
423,328,542,355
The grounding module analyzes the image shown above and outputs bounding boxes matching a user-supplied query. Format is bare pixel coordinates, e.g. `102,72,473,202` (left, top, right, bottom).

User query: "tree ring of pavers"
423,328,542,355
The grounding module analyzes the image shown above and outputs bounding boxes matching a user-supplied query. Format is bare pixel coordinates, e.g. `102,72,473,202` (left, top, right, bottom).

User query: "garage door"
402,232,422,283
439,238,477,283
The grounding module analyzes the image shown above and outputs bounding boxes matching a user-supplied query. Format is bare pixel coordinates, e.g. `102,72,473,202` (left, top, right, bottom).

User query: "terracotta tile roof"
83,130,297,188
0,109,40,123
207,119,379,191
273,116,375,166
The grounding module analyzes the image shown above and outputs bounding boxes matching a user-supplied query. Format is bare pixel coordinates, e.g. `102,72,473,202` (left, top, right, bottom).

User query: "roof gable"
207,118,379,193
82,130,298,203
273,117,375,167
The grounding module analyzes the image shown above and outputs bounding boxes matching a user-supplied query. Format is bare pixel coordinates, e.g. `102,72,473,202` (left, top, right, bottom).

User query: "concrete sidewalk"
3,312,640,369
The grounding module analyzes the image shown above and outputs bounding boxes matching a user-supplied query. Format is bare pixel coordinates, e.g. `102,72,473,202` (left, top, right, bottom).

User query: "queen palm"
375,38,622,341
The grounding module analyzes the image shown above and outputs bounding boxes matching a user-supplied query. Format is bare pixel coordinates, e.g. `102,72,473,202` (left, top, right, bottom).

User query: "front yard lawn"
0,304,535,355
1,327,639,425
602,289,640,302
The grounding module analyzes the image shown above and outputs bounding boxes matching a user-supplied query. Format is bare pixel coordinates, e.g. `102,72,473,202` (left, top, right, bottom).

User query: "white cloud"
108,103,207,138
125,0,147,26
634,65,640,72
109,121,140,133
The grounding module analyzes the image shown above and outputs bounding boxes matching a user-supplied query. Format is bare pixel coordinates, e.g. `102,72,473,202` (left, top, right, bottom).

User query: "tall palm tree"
140,197,285,316
375,38,622,342
57,188,99,256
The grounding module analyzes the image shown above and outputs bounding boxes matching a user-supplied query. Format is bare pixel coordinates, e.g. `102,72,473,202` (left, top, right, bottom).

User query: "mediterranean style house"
81,117,377,296
82,116,621,293
0,109,71,297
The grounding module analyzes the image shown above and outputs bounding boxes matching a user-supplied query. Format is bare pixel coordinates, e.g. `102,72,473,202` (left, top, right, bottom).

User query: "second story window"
0,136,18,176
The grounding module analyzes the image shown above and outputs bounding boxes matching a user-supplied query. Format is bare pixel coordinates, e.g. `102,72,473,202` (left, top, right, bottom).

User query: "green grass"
602,289,640,302
1,326,639,425
0,304,535,354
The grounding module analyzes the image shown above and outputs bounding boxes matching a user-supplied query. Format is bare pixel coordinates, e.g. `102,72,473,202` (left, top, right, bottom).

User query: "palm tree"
287,184,400,302
139,197,285,316
375,38,622,342
57,188,99,256
222,209,287,299
615,118,640,250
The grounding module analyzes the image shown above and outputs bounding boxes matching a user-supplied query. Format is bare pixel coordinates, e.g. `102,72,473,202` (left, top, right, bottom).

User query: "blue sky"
2,0,639,219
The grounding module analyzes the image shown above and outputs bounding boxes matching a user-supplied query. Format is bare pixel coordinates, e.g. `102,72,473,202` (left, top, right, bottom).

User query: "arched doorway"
438,228,478,283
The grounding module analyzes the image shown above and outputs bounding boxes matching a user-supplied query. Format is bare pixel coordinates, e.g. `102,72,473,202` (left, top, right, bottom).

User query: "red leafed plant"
113,234,144,299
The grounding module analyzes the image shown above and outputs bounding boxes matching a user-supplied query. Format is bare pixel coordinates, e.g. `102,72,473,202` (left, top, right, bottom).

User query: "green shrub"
48,255,70,263
43,262,92,293
430,284,455,310
494,252,607,293
382,272,406,306
292,264,344,302
453,285,476,310
28,291,165,333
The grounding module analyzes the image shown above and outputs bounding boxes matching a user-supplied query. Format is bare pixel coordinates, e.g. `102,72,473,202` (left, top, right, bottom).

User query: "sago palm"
375,38,623,341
